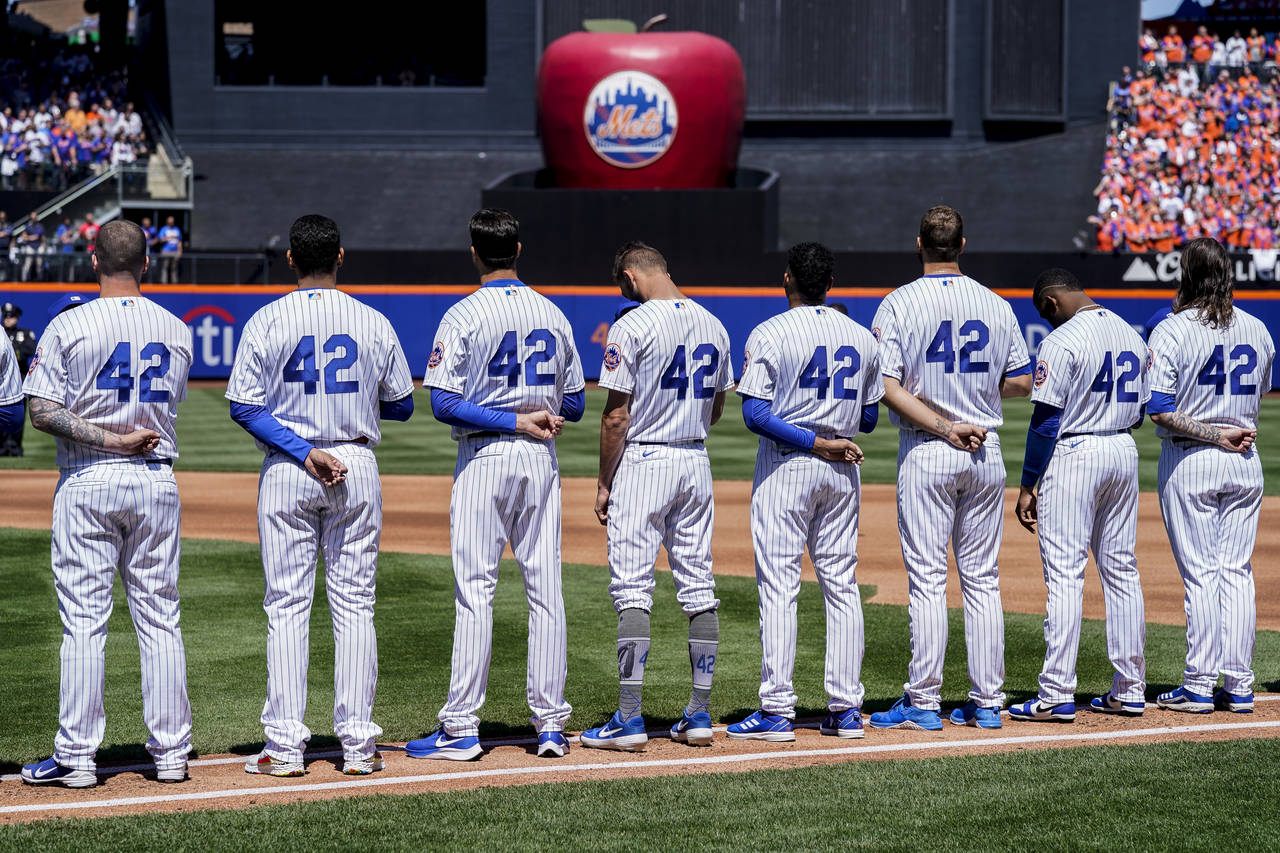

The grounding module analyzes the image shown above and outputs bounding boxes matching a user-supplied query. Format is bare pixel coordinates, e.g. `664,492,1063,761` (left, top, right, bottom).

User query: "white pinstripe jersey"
424,279,585,440
599,297,734,443
1031,306,1151,435
225,287,414,447
23,295,192,467
737,305,885,440
0,335,21,405
872,274,1030,430
1148,306,1275,438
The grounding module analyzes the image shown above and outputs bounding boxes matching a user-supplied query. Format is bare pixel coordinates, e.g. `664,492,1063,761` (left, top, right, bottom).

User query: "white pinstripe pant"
257,443,383,763
897,432,1007,710
752,444,864,718
1158,441,1261,696
606,442,720,616
1036,433,1146,704
50,460,192,774
439,435,570,736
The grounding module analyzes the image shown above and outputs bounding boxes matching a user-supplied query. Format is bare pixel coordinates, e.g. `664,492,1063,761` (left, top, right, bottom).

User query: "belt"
630,439,704,447
1060,429,1129,440
147,458,174,466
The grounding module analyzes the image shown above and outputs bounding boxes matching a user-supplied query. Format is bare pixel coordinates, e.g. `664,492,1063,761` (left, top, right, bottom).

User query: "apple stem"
640,14,668,32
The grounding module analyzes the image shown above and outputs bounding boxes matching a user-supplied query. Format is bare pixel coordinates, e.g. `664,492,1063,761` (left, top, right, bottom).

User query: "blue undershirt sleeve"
741,395,816,451
429,388,518,433
859,402,879,434
1149,392,1176,415
559,389,586,422
229,402,314,467
0,402,23,435
1020,402,1062,489
379,394,414,422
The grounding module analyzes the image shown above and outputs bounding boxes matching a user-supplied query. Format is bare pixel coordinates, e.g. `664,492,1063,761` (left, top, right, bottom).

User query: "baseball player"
20,220,194,787
581,241,733,752
868,206,1031,732
227,215,415,777
0,324,23,440
726,243,882,742
407,208,583,762
1011,268,1150,722
1147,238,1272,714
2,302,36,456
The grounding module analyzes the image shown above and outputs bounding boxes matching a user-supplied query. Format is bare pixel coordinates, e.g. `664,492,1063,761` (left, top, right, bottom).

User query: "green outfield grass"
1,527,1276,769
1,738,1275,852
3,388,1279,492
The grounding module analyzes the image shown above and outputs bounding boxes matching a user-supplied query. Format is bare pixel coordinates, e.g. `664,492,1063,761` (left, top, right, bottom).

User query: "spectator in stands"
140,215,158,281
1226,30,1248,72
1142,28,1159,69
77,213,99,257
158,216,182,283
0,212,11,280
1211,34,1227,78
1163,26,1186,68
1177,63,1199,97
17,212,44,281
1192,26,1214,80
54,216,76,280
1248,27,1267,73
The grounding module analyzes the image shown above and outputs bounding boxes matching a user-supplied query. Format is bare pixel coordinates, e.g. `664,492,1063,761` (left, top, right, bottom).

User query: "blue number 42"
487,329,557,387
660,343,720,399
799,345,861,400
925,320,990,374
96,341,171,403
283,334,359,395
1197,344,1257,396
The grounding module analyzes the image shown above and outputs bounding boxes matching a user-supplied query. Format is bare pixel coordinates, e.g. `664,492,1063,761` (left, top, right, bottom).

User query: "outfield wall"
2,283,1278,387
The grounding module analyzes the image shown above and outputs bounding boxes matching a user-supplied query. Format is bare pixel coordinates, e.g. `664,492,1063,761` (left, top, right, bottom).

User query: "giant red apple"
537,30,745,189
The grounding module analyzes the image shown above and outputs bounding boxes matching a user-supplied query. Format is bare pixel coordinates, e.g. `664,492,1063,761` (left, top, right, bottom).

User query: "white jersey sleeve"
598,320,639,395
423,315,469,394
225,327,269,406
0,339,22,405
1030,335,1074,409
736,326,779,400
377,317,415,402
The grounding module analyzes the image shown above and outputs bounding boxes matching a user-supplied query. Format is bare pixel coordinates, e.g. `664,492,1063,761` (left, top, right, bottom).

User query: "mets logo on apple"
584,70,677,169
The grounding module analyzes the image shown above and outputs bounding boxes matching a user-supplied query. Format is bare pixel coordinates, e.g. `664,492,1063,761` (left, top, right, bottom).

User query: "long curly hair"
1174,237,1234,329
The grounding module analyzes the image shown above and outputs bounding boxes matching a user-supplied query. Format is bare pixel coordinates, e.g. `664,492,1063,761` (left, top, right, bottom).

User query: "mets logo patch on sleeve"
27,346,41,372
1034,359,1049,388
603,343,622,371
1147,347,1155,369
871,326,881,342
427,342,444,369
742,349,751,373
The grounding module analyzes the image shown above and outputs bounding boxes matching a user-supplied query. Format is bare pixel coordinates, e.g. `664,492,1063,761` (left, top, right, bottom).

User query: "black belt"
1060,429,1130,440
631,439,704,446
145,458,173,466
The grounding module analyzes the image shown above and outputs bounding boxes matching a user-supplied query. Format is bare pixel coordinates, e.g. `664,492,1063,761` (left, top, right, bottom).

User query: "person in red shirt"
1163,26,1186,65
1192,26,1214,78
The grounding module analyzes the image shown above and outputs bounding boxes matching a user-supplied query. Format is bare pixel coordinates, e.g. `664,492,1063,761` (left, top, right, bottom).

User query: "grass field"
3,387,1279,491
1,739,1277,851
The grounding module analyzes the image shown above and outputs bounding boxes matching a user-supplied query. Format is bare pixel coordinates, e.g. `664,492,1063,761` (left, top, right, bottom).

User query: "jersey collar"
482,278,524,288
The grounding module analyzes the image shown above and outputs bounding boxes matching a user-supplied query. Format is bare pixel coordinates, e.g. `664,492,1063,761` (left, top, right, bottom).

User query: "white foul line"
2,718,1277,816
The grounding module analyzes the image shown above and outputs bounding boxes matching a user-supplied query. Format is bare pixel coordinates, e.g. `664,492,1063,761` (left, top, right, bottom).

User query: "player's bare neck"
921,262,962,276
479,268,519,286
296,274,338,290
98,275,142,298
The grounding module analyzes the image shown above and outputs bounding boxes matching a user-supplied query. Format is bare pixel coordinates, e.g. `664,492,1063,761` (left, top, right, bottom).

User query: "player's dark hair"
612,241,667,287
1175,237,1234,329
93,220,146,279
289,214,342,278
469,208,519,271
1032,267,1083,311
919,205,964,262
786,242,834,303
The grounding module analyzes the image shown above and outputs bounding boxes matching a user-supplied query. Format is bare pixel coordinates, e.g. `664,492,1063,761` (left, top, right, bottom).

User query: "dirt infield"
4,470,1280,628
1,701,1277,823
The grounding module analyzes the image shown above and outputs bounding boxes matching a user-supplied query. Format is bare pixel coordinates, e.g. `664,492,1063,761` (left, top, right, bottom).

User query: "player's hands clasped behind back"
116,428,162,457
1219,427,1258,453
305,448,348,487
812,437,864,465
1015,485,1038,533
947,422,987,452
516,410,565,440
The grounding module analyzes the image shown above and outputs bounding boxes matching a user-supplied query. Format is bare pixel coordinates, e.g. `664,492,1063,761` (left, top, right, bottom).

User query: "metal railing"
10,160,194,240
1,250,271,285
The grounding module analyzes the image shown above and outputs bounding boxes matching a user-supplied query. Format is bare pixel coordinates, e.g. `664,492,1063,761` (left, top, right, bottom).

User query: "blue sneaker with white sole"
536,731,570,758
20,756,96,788
580,711,649,751
820,708,865,738
1214,689,1254,713
1156,686,1214,713
1090,692,1145,716
670,711,714,746
405,728,483,761
726,710,795,741
949,700,1002,728
869,696,943,731
1007,698,1075,722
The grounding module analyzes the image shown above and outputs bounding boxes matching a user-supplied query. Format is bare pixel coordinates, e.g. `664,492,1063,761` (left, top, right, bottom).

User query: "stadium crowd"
1090,25,1280,253
0,29,149,191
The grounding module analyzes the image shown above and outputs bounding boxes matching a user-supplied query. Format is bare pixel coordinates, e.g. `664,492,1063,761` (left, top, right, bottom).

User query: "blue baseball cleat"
820,708,865,738
1007,698,1076,722
1214,689,1254,713
726,710,795,741
1090,692,1145,716
21,757,96,788
670,711,714,746
580,711,649,752
869,696,943,731
1156,687,1214,714
949,700,1002,728
536,731,570,758
405,728,483,761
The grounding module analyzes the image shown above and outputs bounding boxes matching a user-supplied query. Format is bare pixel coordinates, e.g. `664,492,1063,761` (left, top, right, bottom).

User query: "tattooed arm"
1149,410,1255,452
880,377,987,452
27,396,161,455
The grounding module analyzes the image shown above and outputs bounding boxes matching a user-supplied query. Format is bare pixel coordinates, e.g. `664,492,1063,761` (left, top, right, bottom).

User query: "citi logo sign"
183,305,236,367
584,70,677,169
